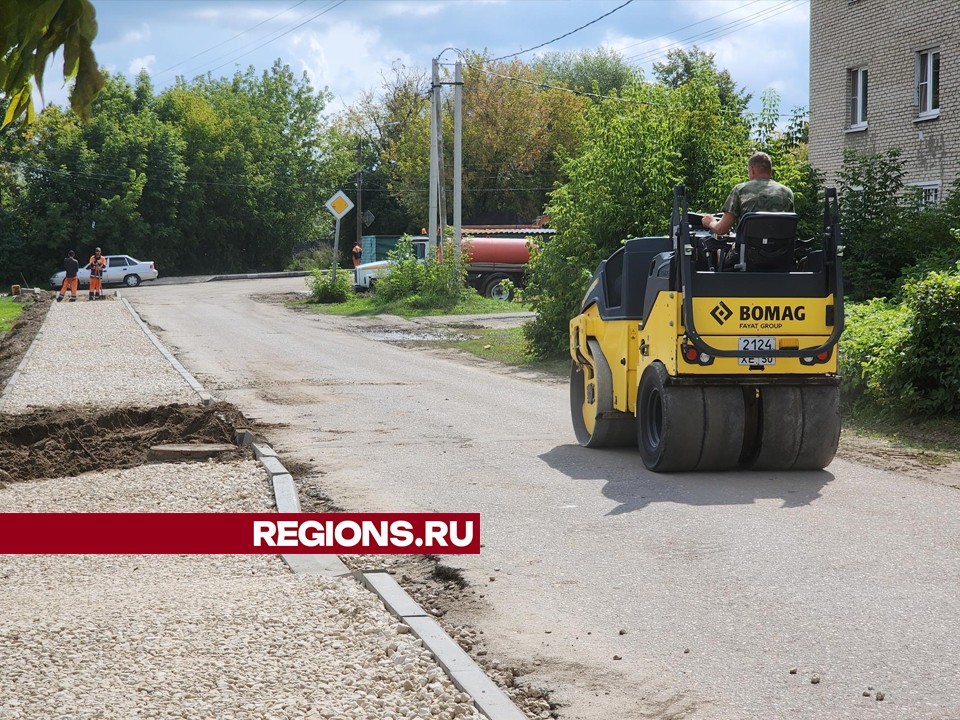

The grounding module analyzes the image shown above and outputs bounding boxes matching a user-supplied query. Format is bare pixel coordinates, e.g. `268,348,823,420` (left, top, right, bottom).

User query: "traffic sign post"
325,190,355,281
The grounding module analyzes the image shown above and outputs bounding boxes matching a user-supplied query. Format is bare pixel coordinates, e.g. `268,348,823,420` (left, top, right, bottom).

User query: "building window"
912,181,941,206
917,49,940,118
848,67,868,129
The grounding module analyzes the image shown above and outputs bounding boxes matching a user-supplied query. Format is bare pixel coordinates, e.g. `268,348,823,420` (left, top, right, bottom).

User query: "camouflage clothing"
722,178,795,221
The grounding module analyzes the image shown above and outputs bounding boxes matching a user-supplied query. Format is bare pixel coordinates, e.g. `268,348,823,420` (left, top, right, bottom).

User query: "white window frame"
911,180,941,206
916,49,940,120
847,67,868,130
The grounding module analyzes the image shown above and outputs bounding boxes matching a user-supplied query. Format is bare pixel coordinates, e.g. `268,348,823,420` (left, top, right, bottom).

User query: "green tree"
536,48,638,98
653,46,750,114
0,72,187,281
370,54,587,229
155,61,346,273
838,148,909,299
336,62,429,237
524,80,682,356
457,53,587,223
0,0,104,126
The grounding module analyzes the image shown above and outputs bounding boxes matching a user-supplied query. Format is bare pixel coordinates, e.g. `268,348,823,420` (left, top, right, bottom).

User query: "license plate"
738,336,776,365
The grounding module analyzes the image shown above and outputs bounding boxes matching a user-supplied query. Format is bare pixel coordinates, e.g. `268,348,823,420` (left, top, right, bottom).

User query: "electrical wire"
450,0,808,119
615,0,765,54
155,0,310,77
489,0,635,62
176,0,347,79
624,0,804,66
5,160,554,197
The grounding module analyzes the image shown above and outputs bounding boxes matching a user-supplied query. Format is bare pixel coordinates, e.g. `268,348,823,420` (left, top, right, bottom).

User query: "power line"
155,0,310,77
177,0,347,79
615,0,765,54
8,159,558,197
625,0,803,66
489,0,635,62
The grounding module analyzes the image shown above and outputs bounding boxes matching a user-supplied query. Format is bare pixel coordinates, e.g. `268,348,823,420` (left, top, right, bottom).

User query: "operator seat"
733,212,799,272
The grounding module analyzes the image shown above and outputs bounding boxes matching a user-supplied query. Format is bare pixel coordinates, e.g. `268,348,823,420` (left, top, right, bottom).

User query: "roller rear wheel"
636,363,705,471
698,387,746,471
743,385,840,471
794,386,841,470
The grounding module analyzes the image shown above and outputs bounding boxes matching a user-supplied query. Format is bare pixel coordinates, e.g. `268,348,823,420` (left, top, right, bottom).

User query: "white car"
354,238,428,291
50,254,159,288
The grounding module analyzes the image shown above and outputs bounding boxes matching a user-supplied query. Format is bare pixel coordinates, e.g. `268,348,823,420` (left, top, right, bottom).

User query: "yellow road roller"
569,186,844,472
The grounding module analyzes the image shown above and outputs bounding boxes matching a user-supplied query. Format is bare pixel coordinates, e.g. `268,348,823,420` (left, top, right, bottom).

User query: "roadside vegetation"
0,296,23,333
304,236,526,319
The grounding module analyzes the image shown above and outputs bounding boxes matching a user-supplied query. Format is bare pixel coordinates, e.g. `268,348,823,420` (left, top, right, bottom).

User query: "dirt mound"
0,403,252,484
0,293,51,386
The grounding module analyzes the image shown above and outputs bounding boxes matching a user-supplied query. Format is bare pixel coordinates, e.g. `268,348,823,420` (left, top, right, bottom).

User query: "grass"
297,288,530,319
0,296,23,333
297,288,565,375
423,326,569,376
842,403,960,459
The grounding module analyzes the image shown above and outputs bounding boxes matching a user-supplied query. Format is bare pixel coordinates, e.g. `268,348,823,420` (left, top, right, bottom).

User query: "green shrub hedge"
840,265,960,415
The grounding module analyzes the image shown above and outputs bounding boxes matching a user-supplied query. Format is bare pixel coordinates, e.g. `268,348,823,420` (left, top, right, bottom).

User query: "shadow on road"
538,443,834,515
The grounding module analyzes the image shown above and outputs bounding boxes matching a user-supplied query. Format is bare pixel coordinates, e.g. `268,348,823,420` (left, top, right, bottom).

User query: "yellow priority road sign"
325,190,355,219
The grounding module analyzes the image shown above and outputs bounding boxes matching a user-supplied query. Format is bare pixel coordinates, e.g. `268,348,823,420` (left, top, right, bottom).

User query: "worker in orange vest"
88,247,106,300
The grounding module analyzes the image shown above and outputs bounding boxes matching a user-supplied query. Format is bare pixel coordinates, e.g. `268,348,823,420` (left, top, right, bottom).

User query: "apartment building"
809,0,959,202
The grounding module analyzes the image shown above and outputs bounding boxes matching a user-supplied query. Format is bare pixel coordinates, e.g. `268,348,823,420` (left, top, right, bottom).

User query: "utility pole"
428,58,440,252
453,61,463,251
436,78,447,243
356,138,363,253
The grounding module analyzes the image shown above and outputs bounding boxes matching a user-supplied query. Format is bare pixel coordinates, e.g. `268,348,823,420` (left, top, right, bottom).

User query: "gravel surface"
0,462,482,720
1,298,485,720
1,297,199,413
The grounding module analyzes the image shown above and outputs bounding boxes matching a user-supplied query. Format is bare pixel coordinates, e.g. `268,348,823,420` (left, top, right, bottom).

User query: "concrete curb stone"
118,293,215,406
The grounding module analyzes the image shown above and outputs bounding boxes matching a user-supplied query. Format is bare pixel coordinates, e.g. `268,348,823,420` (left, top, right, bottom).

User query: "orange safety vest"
89,254,106,278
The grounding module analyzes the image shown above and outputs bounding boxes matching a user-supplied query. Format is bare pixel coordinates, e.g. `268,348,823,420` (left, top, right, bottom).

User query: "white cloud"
378,1,447,19
121,24,151,45
601,0,809,113
129,56,157,75
288,23,414,110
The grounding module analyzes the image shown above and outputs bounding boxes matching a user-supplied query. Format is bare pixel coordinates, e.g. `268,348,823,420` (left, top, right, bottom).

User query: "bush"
374,235,425,302
895,267,960,414
288,246,334,271
839,298,911,407
306,267,352,303
374,234,469,308
840,264,960,416
420,239,469,304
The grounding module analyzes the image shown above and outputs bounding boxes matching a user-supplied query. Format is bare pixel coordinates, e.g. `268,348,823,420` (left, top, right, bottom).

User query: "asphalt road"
126,277,960,720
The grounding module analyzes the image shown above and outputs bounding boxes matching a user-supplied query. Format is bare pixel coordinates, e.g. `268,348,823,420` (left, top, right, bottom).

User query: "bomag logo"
710,301,733,325
739,305,806,322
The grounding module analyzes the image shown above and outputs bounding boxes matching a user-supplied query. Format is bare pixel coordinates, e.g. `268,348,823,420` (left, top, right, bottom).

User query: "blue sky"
41,0,810,118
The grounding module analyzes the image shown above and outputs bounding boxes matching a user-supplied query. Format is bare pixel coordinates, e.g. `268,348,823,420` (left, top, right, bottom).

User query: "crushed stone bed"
1,298,199,413
0,461,481,720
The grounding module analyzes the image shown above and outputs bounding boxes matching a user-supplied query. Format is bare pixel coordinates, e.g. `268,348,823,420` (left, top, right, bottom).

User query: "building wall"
809,0,960,197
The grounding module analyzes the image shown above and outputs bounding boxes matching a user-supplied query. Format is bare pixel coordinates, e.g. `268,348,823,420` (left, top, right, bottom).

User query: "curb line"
240,433,527,720
122,293,525,720
118,294,215,406
360,571,528,720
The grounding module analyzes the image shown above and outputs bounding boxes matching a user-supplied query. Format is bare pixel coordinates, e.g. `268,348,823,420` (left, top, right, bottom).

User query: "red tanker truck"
461,236,531,300
354,236,533,300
